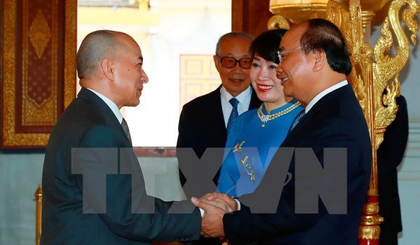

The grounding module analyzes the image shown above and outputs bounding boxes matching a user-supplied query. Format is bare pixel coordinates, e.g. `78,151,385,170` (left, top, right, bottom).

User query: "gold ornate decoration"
326,0,419,243
364,202,380,214
22,0,57,126
358,225,381,240
232,141,257,183
233,141,245,153
240,156,256,182
373,0,419,150
1,0,77,148
270,0,329,25
267,14,291,30
65,0,77,108
2,0,49,147
29,10,51,59
360,215,385,226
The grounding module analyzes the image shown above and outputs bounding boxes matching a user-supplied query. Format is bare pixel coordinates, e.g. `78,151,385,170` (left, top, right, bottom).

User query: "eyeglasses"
218,56,252,69
277,47,302,63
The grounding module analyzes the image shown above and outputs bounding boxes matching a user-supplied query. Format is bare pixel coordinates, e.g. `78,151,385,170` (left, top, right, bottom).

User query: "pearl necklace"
257,101,301,127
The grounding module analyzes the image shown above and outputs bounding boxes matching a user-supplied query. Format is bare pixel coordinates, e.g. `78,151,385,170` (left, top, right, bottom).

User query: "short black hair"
300,18,352,75
249,29,287,64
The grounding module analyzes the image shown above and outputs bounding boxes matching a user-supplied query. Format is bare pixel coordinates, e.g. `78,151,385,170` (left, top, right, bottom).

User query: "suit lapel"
208,86,227,140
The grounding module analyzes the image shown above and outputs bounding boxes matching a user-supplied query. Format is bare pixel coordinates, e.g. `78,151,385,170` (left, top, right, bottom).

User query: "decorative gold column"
327,0,419,244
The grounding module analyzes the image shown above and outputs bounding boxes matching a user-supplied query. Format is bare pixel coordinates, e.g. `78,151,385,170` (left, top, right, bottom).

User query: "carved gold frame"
1,0,77,149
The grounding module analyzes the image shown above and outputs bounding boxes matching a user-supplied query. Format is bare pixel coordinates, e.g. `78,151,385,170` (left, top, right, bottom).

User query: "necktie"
288,110,306,133
227,98,239,134
121,118,132,144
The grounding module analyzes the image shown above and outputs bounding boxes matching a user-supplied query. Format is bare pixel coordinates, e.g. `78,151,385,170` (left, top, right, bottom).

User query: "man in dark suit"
177,32,261,188
41,30,202,244
193,19,372,244
378,95,408,245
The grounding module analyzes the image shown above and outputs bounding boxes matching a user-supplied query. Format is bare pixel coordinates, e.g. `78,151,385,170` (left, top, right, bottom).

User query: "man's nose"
142,69,149,83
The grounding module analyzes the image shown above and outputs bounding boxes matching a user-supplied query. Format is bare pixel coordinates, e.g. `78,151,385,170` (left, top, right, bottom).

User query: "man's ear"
313,50,326,72
101,58,114,80
213,55,221,72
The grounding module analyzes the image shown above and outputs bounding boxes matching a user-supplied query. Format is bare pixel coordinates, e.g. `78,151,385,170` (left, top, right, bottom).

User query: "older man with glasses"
176,31,262,244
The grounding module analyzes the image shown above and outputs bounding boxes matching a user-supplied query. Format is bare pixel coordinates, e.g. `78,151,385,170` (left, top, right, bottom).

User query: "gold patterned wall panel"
1,0,77,149
179,55,221,109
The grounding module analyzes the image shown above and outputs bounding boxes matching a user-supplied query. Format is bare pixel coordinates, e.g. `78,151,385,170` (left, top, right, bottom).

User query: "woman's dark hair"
249,29,288,64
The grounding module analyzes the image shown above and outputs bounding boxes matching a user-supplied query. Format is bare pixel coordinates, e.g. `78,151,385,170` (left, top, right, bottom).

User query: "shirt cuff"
235,199,241,211
199,199,240,217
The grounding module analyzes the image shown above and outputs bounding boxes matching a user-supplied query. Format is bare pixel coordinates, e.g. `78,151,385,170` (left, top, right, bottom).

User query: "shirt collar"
84,88,123,124
220,85,252,105
305,80,348,113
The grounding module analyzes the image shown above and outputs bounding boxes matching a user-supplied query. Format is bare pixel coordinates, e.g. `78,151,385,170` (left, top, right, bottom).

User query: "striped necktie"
226,98,239,134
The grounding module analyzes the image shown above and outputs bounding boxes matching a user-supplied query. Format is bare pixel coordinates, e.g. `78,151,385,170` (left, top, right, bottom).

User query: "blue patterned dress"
217,99,304,197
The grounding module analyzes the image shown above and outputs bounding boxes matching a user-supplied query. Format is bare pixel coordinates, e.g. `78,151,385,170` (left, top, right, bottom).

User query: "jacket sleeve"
73,125,201,243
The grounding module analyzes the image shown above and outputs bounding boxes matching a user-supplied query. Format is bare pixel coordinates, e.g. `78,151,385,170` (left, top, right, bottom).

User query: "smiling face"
276,24,314,104
214,36,252,97
112,34,149,108
250,54,288,112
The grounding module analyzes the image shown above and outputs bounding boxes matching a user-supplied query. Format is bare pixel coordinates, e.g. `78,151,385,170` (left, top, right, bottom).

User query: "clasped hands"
191,192,237,238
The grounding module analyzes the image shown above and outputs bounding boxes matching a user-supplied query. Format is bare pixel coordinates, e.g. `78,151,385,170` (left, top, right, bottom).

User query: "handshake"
191,192,238,239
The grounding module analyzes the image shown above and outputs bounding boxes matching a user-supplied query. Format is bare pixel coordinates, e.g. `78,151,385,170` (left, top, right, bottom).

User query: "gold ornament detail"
2,0,50,146
240,156,256,182
359,225,381,240
270,1,328,24
364,202,380,215
267,15,290,30
22,0,57,126
64,0,77,108
29,10,51,59
35,185,43,245
372,0,419,150
233,141,245,153
2,0,77,148
360,215,385,226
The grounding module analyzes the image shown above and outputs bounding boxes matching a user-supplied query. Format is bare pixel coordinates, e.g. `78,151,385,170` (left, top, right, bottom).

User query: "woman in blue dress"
217,29,304,198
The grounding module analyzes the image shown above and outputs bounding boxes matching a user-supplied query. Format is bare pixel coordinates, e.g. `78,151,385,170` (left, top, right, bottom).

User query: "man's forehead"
220,38,251,55
280,25,305,48
224,35,251,45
